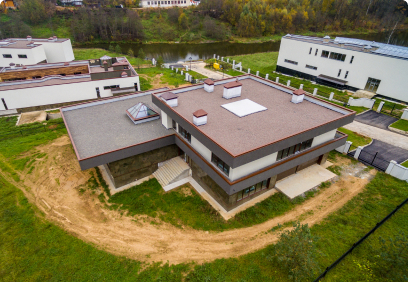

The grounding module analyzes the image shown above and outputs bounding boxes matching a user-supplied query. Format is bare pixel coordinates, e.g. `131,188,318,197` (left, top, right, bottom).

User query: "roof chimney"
292,89,305,104
323,35,330,43
193,109,208,126
223,79,242,99
9,63,15,69
103,61,108,72
121,71,128,77
204,78,214,93
161,92,178,107
27,35,32,41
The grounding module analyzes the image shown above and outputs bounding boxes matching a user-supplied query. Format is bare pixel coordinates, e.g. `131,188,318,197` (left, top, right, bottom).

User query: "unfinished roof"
155,76,352,156
62,89,171,160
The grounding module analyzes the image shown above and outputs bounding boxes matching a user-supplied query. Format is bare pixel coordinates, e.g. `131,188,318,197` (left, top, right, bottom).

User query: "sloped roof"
126,102,159,121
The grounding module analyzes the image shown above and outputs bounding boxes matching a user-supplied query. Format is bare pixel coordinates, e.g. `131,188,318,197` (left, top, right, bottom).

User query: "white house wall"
161,110,173,129
0,76,139,110
140,0,190,7
229,152,278,181
0,46,47,67
277,37,408,102
311,129,337,147
36,40,75,63
190,135,212,162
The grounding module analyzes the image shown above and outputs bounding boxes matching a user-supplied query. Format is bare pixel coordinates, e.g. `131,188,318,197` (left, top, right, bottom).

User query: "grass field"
226,52,279,74
73,48,151,66
337,127,372,147
1,117,408,281
390,119,408,132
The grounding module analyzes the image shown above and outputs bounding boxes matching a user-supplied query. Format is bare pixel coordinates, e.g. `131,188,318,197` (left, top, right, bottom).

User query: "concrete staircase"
153,156,191,187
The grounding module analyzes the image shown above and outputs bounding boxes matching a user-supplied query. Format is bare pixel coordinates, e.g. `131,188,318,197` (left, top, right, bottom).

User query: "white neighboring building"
0,56,140,112
0,36,75,67
140,0,198,7
276,34,408,102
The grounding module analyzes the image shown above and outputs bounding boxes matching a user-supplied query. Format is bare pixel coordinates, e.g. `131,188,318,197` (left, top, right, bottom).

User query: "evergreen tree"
156,56,164,68
115,44,122,54
127,48,134,57
109,44,115,53
138,48,146,60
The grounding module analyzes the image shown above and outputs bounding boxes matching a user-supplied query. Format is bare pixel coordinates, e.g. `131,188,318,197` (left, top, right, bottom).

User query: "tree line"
0,0,407,42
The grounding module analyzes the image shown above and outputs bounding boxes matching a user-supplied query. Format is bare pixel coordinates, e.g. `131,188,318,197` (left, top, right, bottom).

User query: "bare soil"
2,136,376,264
17,111,47,125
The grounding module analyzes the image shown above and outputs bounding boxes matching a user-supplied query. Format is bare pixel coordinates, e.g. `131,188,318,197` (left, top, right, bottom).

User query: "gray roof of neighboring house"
62,88,171,160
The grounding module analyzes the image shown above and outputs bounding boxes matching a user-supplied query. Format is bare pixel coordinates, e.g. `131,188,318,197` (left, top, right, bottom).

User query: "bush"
115,44,122,54
270,222,320,281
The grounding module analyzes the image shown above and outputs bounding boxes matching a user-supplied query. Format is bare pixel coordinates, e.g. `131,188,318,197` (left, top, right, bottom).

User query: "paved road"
357,140,408,170
355,110,398,130
343,121,408,151
189,62,232,80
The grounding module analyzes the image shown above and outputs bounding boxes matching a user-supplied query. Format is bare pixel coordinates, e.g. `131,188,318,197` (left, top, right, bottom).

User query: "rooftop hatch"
221,99,267,117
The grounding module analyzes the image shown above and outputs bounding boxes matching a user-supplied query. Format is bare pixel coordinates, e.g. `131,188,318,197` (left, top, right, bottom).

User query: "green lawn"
337,127,372,147
401,160,408,168
390,119,408,132
1,114,408,281
73,48,151,66
226,52,279,74
137,67,191,87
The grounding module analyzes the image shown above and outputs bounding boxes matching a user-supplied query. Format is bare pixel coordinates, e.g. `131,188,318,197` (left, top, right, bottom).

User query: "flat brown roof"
156,77,350,156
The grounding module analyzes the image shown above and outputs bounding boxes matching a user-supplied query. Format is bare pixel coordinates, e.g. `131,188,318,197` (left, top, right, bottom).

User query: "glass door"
364,78,381,93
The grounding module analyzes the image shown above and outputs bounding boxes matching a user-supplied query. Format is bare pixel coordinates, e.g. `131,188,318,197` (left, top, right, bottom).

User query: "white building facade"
0,37,75,67
276,34,408,102
140,0,198,7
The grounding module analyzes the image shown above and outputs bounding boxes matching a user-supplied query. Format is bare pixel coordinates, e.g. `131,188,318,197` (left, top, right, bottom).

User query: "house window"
306,64,317,70
103,85,119,90
365,77,381,93
74,72,81,75
2,54,12,58
329,52,346,61
337,69,341,77
284,59,298,65
96,87,100,98
172,119,177,130
345,71,349,79
350,56,354,64
237,179,269,201
315,49,318,56
321,50,329,58
309,47,312,55
18,54,27,58
211,153,229,176
178,125,191,143
32,76,41,79
276,139,313,161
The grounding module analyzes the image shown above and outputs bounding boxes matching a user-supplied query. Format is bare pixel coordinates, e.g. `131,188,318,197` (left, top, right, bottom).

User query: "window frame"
18,54,27,59
276,138,313,161
350,56,354,64
211,153,230,176
178,125,191,143
2,54,12,58
309,47,312,55
284,59,298,65
345,71,349,79
315,49,318,56
306,64,317,70
321,50,329,58
337,69,342,77
329,52,346,62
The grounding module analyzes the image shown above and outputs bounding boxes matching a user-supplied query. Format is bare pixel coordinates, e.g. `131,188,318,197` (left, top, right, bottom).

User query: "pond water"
82,29,408,63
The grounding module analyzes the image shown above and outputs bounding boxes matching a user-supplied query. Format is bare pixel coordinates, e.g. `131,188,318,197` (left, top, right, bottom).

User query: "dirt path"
3,136,376,264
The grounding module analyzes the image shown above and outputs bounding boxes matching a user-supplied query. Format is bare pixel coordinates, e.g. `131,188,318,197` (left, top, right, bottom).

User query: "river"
82,29,408,63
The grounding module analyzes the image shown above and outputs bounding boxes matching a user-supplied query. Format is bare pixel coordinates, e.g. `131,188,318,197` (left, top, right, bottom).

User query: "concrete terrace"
62,88,170,160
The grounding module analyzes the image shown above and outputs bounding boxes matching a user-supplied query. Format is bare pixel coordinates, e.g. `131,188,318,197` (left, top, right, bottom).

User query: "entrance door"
364,77,381,93
134,83,138,91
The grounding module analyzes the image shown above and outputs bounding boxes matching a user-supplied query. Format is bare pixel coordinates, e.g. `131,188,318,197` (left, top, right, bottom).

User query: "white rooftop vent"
26,35,32,41
9,63,16,69
221,99,267,117
126,102,160,125
193,109,208,126
223,79,243,99
121,71,128,77
203,78,214,93
292,89,306,104
323,35,330,43
161,92,178,107
100,55,112,60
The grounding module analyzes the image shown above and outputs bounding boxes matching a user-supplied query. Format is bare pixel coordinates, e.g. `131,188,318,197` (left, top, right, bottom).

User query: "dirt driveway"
3,136,375,264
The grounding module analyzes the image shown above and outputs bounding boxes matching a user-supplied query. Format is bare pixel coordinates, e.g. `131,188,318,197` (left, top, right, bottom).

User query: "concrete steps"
153,156,190,187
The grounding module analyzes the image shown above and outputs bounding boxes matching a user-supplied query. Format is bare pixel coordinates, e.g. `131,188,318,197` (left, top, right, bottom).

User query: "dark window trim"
315,49,318,56
350,56,354,64
329,52,346,62
2,54,12,58
1,98,8,110
276,139,313,161
309,47,312,55
306,64,317,70
338,69,342,77
178,125,191,143
237,179,270,202
18,54,27,58
321,50,330,58
345,71,349,79
284,59,298,65
211,153,230,176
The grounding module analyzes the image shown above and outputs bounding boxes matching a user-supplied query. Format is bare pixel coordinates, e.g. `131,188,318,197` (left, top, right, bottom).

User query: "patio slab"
275,164,337,199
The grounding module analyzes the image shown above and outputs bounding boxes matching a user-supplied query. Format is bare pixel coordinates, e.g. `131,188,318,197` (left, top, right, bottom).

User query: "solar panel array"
335,37,408,59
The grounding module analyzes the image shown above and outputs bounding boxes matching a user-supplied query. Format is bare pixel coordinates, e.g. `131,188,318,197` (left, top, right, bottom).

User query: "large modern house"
0,36,74,67
140,0,199,7
277,34,408,102
0,56,140,113
62,74,355,211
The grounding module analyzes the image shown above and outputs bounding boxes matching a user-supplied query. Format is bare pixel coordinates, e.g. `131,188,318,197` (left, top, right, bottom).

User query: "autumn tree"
178,12,188,29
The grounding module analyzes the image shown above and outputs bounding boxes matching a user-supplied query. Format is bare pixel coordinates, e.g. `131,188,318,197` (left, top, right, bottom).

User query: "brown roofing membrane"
224,80,243,89
166,78,345,156
204,78,214,85
161,92,178,100
193,109,208,117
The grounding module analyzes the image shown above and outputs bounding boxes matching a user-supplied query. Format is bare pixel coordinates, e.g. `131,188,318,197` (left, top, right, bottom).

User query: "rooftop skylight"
221,99,267,117
126,102,159,124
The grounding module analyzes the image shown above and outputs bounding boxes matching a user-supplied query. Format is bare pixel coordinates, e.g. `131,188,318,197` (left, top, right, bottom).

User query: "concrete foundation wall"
106,144,179,187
